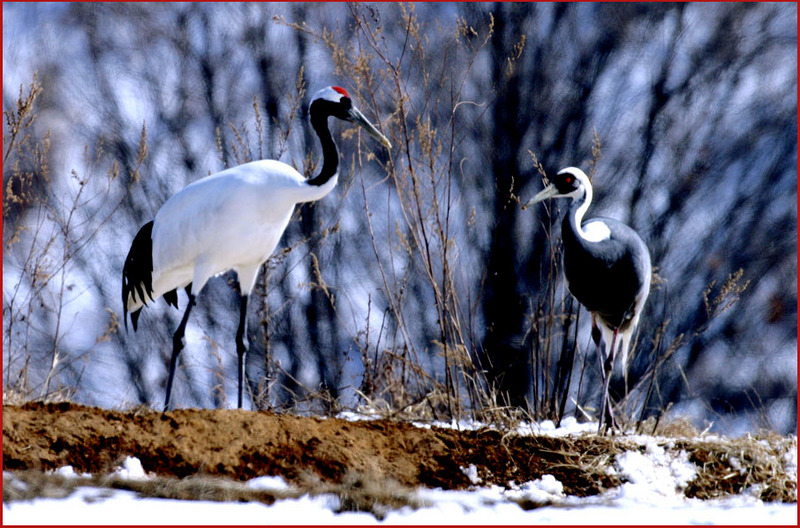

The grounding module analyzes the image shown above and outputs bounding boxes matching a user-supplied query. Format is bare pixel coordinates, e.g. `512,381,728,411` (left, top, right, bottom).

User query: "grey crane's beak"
523,184,559,209
347,106,392,150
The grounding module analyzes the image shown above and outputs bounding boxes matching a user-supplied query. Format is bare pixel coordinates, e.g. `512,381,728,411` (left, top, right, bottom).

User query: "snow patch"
246,475,292,492
112,456,149,480
506,474,565,504
460,464,481,485
48,466,90,479
615,439,696,501
514,416,599,437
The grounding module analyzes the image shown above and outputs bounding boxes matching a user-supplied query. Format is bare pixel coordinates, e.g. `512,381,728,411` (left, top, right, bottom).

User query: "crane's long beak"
523,183,559,209
348,106,392,150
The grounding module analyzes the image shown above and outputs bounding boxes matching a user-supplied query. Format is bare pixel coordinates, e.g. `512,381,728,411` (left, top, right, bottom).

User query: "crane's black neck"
306,106,339,187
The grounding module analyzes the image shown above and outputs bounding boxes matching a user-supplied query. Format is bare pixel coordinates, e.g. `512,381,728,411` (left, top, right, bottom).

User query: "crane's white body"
122,85,390,411
125,159,337,314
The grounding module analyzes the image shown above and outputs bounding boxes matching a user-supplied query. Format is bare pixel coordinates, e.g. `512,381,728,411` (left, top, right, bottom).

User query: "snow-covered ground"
4,417,797,525
4,476,796,525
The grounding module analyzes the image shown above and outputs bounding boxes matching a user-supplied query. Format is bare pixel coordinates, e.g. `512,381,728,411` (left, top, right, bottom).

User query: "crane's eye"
564,176,573,185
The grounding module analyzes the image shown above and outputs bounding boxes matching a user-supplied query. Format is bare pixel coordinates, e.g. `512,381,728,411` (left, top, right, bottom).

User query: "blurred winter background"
3,3,796,435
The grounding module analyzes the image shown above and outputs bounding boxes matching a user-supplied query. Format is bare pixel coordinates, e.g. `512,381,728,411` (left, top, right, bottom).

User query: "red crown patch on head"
332,86,349,98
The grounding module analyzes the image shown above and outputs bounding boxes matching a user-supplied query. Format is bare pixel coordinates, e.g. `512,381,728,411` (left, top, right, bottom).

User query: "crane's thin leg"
235,294,249,409
599,330,620,435
592,314,608,432
164,290,196,412
621,331,632,408
597,358,609,434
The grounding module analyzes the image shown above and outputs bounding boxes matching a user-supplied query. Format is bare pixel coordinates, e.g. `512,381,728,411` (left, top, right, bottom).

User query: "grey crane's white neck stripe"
571,170,610,243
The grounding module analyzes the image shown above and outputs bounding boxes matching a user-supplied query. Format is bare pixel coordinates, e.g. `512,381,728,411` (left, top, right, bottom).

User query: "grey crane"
525,167,651,432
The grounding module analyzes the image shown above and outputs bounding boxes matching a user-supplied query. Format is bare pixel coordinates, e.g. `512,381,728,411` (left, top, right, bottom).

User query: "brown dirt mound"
3,402,620,496
3,402,796,503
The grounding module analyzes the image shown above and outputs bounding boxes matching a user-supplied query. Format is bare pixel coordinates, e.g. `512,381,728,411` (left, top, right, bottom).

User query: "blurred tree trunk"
480,3,533,408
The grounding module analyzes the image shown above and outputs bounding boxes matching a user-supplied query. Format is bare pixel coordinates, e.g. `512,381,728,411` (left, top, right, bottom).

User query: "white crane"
122,86,391,411
525,167,651,432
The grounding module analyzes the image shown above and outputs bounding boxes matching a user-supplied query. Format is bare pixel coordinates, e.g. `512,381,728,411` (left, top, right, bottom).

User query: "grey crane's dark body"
526,166,651,433
561,209,649,333
121,86,390,412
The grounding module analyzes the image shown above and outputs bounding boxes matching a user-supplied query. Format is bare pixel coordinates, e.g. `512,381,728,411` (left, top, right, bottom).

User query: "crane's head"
524,166,591,207
310,86,392,149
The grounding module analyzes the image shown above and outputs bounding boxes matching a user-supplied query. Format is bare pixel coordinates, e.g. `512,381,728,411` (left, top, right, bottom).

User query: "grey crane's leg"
598,330,619,435
164,289,196,412
592,314,609,433
235,294,249,409
596,352,609,434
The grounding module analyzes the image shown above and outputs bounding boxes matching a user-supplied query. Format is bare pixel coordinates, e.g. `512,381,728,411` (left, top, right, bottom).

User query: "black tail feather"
122,221,155,332
130,308,143,332
164,288,179,309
